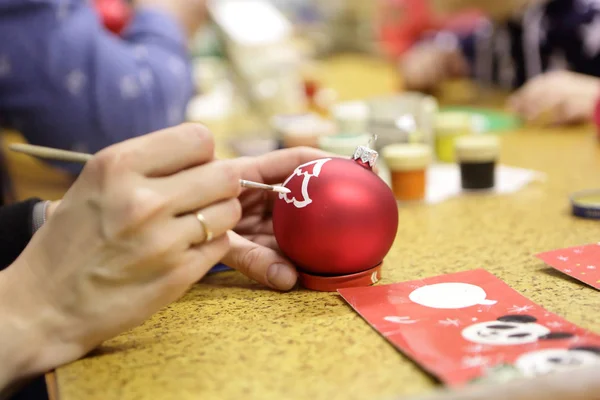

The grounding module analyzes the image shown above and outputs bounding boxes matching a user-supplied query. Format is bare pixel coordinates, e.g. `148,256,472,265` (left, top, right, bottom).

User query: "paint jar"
455,135,500,190
382,143,431,202
434,112,472,163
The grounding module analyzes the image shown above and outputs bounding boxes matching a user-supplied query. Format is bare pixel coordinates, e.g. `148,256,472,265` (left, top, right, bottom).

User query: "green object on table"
440,106,522,133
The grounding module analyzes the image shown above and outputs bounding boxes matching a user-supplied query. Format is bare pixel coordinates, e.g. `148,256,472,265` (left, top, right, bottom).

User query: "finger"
99,123,215,177
221,231,297,291
166,235,231,286
152,160,242,215
174,198,242,245
235,147,333,184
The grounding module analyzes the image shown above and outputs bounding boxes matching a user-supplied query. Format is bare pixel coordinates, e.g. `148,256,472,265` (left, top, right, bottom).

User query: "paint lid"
571,189,600,219
298,262,382,292
332,101,370,134
435,111,473,134
382,143,431,171
318,133,371,156
455,135,499,162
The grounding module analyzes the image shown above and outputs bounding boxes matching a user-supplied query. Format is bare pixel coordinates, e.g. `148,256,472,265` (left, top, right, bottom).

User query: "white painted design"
573,249,583,254
472,318,478,322
546,321,563,329
438,318,460,327
461,317,550,346
564,269,572,273
587,265,596,270
65,69,87,95
120,75,140,99
370,272,378,284
383,316,418,324
516,348,600,377
279,158,331,209
508,305,534,314
408,283,497,309
558,256,569,261
464,344,486,353
0,55,11,77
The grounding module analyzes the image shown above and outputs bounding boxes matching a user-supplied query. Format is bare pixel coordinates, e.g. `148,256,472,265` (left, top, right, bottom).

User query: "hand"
400,43,468,92
133,0,207,37
508,71,600,125
221,147,333,292
0,124,242,384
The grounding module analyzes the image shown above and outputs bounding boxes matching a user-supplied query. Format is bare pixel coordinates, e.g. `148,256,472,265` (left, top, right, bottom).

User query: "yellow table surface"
51,55,600,400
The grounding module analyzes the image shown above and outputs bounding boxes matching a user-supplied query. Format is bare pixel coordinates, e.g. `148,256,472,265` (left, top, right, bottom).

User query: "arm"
0,0,196,174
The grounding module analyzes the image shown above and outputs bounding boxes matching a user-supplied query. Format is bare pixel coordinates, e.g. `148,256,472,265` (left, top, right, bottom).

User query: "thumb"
221,231,298,291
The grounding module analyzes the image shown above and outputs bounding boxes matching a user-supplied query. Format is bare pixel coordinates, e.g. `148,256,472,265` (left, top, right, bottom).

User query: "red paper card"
338,269,600,387
536,243,600,290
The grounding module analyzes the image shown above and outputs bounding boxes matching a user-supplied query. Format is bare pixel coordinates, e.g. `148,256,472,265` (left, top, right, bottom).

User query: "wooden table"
38,55,600,400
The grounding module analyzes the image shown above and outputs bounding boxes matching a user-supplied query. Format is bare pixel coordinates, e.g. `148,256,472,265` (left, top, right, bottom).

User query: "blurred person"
0,123,328,399
401,0,600,125
0,0,206,174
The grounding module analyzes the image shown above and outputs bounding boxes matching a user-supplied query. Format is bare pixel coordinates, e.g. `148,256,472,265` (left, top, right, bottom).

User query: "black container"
460,161,496,190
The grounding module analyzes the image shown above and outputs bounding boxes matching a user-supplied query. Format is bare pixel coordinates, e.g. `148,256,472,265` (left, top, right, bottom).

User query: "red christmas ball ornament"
273,145,399,291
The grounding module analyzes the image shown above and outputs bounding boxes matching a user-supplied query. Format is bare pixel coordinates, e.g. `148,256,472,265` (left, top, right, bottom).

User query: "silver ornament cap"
351,134,378,169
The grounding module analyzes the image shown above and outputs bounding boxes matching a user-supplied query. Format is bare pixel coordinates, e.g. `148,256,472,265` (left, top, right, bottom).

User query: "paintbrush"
9,143,290,194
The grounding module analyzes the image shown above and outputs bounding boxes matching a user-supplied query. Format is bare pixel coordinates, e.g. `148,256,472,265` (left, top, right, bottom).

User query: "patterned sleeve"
0,0,194,174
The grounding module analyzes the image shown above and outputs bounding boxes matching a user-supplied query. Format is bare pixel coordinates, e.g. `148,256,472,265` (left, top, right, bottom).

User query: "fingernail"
267,263,297,291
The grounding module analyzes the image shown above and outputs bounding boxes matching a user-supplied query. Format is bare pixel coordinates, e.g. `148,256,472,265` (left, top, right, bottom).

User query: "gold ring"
195,211,213,242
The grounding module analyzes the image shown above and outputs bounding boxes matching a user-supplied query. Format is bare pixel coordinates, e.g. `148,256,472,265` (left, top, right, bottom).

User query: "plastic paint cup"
455,135,500,190
382,143,431,202
434,112,472,163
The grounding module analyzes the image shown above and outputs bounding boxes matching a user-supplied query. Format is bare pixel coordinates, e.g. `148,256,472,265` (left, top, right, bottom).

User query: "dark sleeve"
0,198,42,270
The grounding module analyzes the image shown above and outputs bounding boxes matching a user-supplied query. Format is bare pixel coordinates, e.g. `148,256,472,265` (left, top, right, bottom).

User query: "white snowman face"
516,348,600,377
461,316,551,346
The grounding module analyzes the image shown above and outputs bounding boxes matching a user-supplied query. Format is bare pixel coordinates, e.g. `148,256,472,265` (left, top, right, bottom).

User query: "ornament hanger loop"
368,134,378,149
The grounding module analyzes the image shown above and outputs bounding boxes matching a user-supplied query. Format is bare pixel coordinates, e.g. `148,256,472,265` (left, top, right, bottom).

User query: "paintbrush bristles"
9,143,290,194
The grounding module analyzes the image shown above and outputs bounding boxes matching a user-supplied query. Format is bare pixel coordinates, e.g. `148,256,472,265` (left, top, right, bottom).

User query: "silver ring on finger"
195,211,213,242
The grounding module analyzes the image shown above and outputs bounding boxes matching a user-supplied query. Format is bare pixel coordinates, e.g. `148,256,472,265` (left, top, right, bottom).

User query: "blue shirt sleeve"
0,0,194,173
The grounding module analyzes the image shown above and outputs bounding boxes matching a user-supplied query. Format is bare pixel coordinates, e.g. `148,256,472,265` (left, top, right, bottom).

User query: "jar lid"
435,111,473,134
571,189,600,219
382,143,431,170
318,133,371,156
455,135,499,162
298,262,382,292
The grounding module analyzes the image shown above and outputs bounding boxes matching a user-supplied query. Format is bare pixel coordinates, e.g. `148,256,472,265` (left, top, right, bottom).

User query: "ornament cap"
352,145,378,169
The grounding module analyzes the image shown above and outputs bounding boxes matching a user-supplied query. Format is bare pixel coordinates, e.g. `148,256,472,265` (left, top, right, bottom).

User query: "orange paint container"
382,144,431,202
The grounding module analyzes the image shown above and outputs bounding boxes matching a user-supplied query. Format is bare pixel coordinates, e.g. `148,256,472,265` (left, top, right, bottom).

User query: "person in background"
0,0,205,174
0,123,324,399
401,0,600,126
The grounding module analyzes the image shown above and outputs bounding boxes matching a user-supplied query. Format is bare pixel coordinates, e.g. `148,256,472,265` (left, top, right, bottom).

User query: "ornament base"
298,263,383,292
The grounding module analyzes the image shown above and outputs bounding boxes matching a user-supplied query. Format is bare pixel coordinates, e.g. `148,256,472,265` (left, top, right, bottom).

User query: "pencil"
9,143,290,194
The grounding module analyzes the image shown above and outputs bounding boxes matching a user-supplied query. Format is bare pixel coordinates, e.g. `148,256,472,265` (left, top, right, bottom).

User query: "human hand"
508,71,600,125
400,43,468,92
133,0,207,37
1,124,242,381
221,147,333,291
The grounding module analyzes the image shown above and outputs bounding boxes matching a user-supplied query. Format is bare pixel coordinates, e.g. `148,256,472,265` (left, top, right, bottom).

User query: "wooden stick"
9,143,290,194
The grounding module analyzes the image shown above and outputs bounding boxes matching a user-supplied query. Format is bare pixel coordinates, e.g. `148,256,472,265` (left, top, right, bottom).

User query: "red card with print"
338,269,600,387
536,243,600,290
